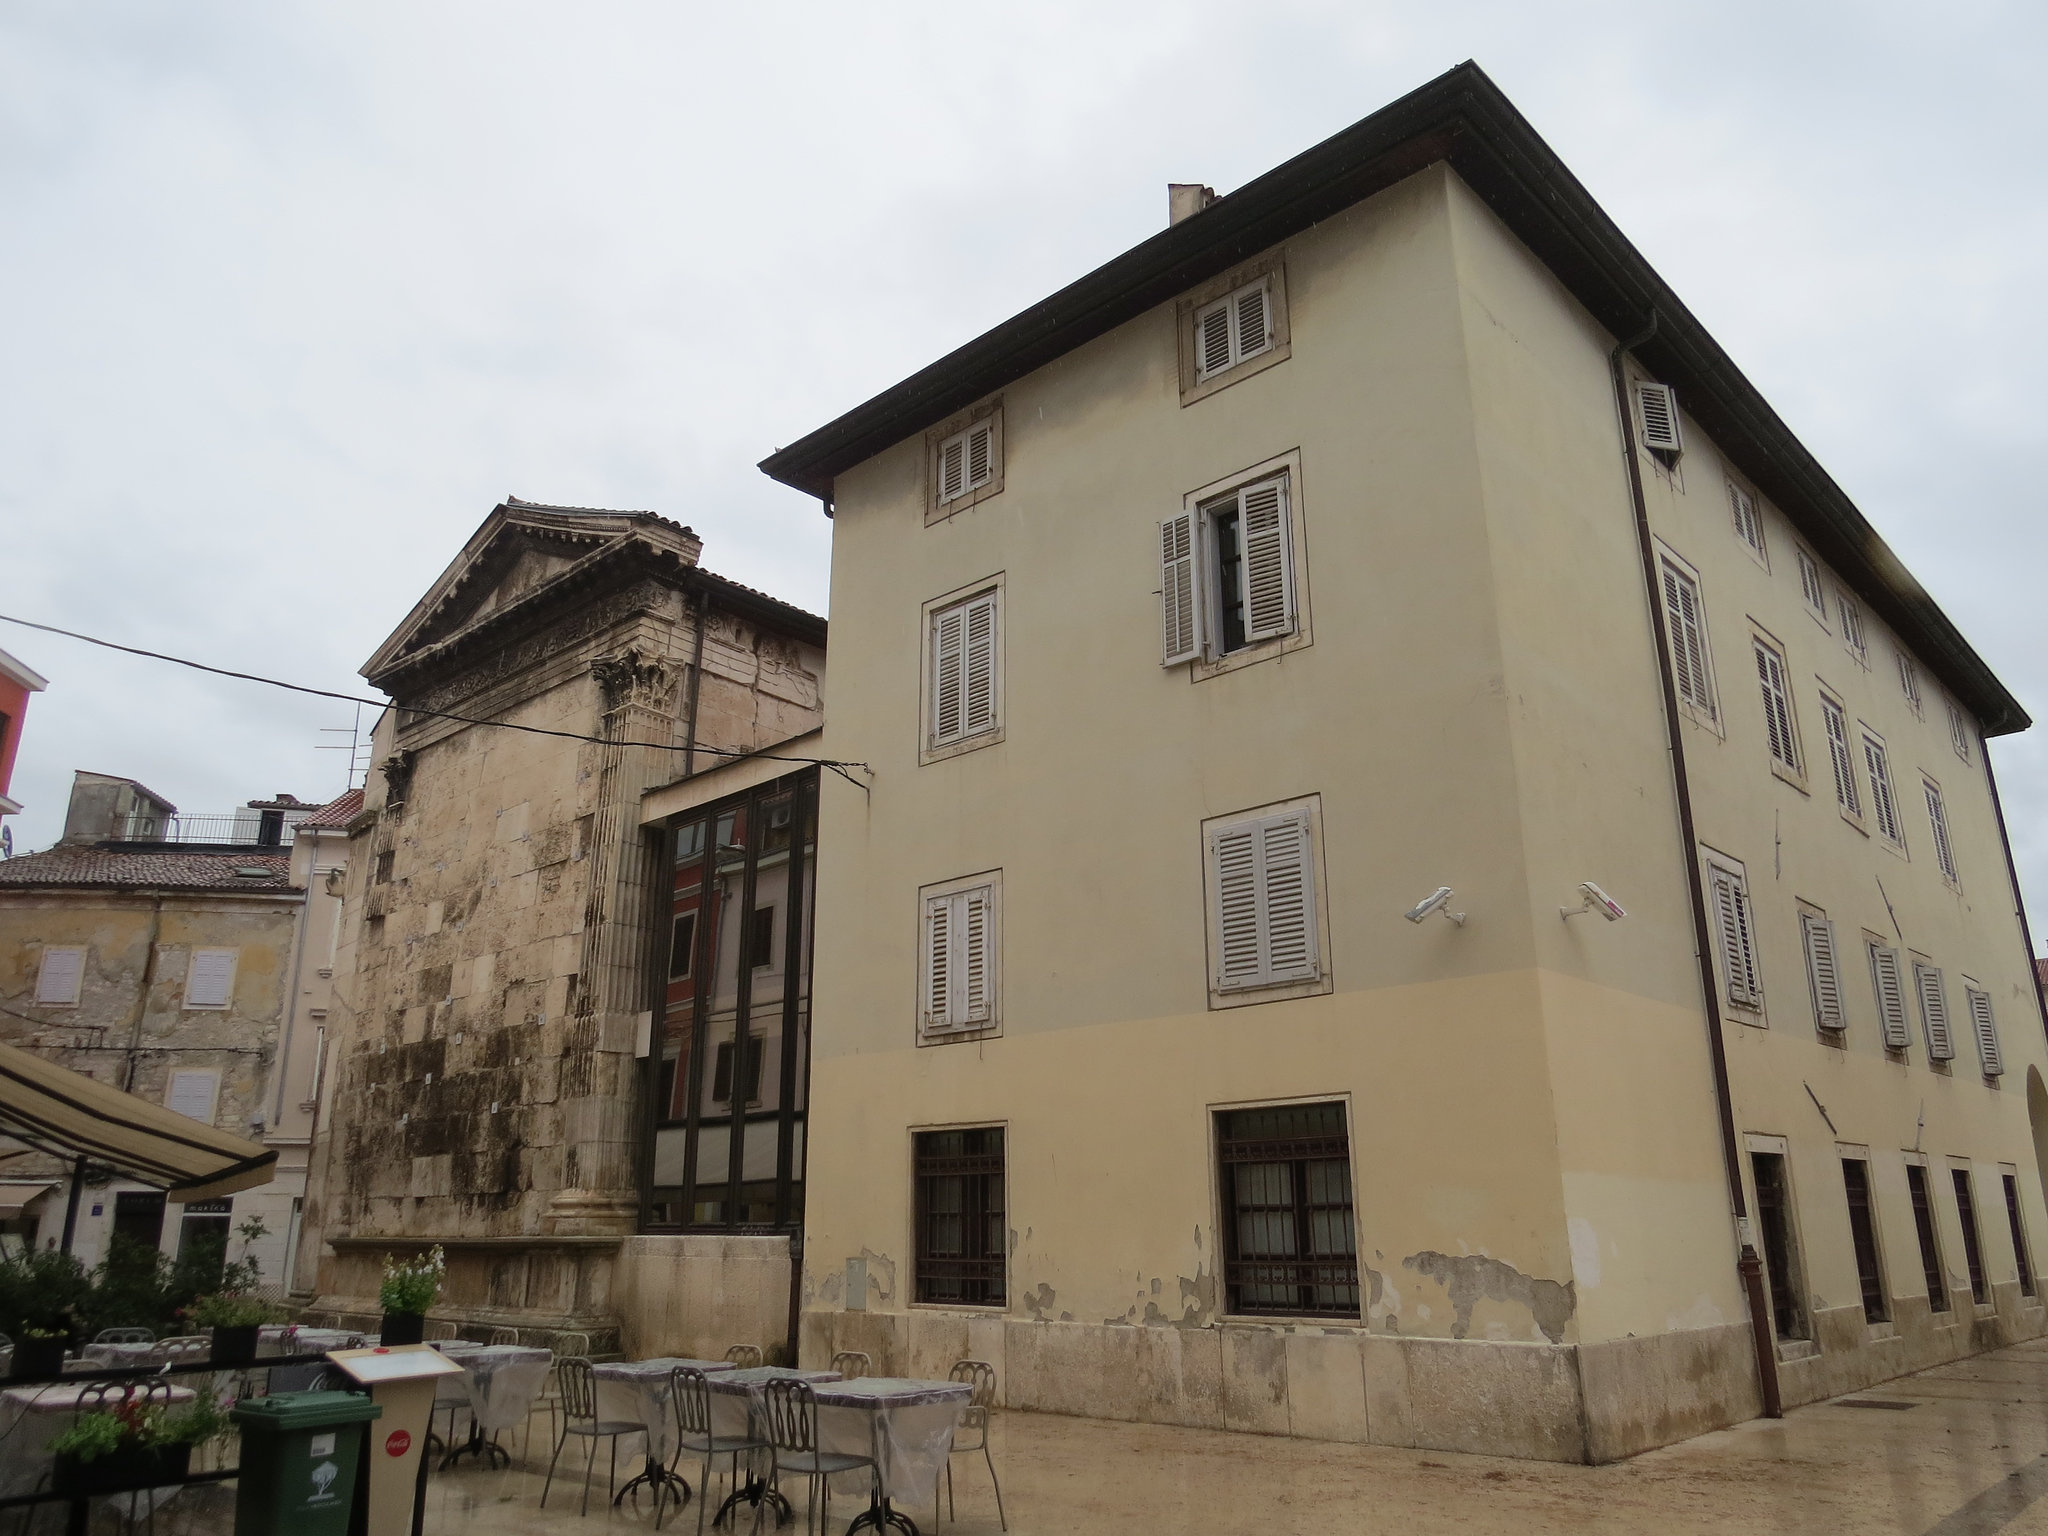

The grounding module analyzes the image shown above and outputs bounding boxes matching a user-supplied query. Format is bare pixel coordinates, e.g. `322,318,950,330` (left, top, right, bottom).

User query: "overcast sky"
2,3,2043,949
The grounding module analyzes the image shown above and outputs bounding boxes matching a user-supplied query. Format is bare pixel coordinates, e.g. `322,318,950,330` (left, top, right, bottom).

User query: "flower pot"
211,1323,261,1363
52,1442,190,1494
10,1336,66,1380
380,1310,426,1346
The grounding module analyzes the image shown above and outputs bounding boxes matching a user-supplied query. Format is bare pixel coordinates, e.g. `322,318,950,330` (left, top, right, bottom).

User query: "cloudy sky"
2,3,2043,946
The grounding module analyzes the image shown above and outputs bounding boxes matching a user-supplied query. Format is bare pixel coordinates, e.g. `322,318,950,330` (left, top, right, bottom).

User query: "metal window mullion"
725,787,765,1226
773,772,814,1229
677,817,717,1230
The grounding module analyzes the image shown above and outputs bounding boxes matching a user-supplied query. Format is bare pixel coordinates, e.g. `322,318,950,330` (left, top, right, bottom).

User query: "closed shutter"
185,948,237,1009
930,592,998,747
960,885,993,1026
1915,964,1954,1060
1796,549,1827,613
1755,642,1799,771
931,605,964,744
1635,381,1683,454
1160,510,1201,666
1661,561,1713,717
1967,989,2003,1077
1924,782,1957,884
1870,944,1911,1049
923,884,998,1038
1802,915,1844,1030
1864,736,1901,843
1210,810,1320,990
1823,700,1860,814
1235,282,1271,360
966,422,994,489
935,421,996,504
166,1071,217,1122
962,594,997,737
1196,299,1233,377
1729,483,1763,552
924,897,953,1033
1194,279,1273,379
1709,866,1761,1010
1239,478,1293,642
937,436,966,502
34,947,84,1005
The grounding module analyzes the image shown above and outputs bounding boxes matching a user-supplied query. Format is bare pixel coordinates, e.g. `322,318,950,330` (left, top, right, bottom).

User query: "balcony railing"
112,810,310,846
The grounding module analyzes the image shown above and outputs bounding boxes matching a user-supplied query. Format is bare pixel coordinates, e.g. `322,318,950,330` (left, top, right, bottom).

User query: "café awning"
0,1039,276,1201
0,1181,55,1218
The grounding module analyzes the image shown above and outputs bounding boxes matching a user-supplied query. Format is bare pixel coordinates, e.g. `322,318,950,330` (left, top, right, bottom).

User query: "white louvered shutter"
35,947,84,1005
1967,989,2003,1077
1916,964,1954,1060
166,1071,217,1122
1259,813,1319,983
1239,479,1294,642
960,885,993,1026
1802,915,1844,1030
1212,824,1263,988
1160,510,1201,666
938,436,967,503
1661,562,1712,717
1755,643,1799,771
1864,738,1902,843
185,948,237,1009
1196,299,1233,378
924,896,953,1035
1870,945,1911,1049
1729,483,1762,553
1924,783,1957,884
1823,700,1860,814
961,594,997,737
1235,282,1271,361
966,422,994,490
1636,381,1683,454
1710,868,1761,1010
1796,549,1827,614
930,605,965,744
1839,598,1866,656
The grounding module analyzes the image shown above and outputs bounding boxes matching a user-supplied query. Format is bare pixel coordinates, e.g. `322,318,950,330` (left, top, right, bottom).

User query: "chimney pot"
1169,183,1217,226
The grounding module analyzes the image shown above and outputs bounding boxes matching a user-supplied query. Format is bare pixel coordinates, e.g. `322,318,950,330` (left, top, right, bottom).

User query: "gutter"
1609,315,1782,1420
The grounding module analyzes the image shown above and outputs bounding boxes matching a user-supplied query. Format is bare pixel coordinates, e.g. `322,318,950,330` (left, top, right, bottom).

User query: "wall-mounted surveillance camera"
1404,886,1466,926
1561,881,1627,922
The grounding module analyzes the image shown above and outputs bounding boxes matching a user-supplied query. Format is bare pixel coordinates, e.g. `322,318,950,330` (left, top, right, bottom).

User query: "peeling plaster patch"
1150,1277,1161,1295
1009,1228,1019,1257
1568,1217,1602,1289
816,1270,842,1305
1058,1312,1073,1322
1021,1282,1058,1322
1402,1251,1576,1344
1194,1226,1203,1251
1176,1266,1217,1327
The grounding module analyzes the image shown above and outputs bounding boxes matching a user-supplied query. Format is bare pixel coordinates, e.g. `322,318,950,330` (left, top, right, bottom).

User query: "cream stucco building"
692,63,2047,1461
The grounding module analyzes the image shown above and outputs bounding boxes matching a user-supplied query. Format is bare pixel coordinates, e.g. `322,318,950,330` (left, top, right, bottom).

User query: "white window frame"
1799,910,1846,1032
1837,592,1869,666
1202,795,1331,1009
1193,277,1275,381
182,948,238,1011
165,1070,220,1123
1923,778,1959,888
1166,452,1312,680
1727,480,1767,564
1895,651,1923,717
1657,547,1719,728
1965,984,2003,1078
919,576,1004,765
1946,699,1974,764
917,871,1001,1044
1795,548,1830,626
1704,853,1764,1019
1819,689,1862,827
34,946,85,1007
1751,631,1803,782
1860,726,1905,849
935,419,997,506
1177,256,1291,404
1867,939,1912,1051
1914,961,1955,1061
924,400,1003,523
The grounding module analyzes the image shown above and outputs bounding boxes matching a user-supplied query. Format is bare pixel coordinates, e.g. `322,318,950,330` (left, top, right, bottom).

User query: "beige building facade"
740,65,2046,1461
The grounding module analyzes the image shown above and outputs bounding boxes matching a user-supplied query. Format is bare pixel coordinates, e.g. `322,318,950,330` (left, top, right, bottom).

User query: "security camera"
1404,887,1466,926
1561,881,1627,922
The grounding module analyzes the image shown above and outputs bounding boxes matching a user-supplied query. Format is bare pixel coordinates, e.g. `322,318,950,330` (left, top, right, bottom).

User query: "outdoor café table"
591,1357,737,1513
0,1378,201,1531
705,1366,841,1528
809,1378,971,1536
78,1340,157,1369
433,1343,552,1468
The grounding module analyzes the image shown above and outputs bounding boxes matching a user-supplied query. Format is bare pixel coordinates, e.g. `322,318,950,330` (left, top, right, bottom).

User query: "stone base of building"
614,1235,794,1361
801,1286,2048,1463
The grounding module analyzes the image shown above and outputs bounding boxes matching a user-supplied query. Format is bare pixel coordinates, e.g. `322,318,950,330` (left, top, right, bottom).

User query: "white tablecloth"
810,1378,970,1506
432,1344,552,1434
0,1380,202,1531
591,1358,735,1463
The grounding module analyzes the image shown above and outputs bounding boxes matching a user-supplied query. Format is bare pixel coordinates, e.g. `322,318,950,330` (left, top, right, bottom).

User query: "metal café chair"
539,1357,647,1516
426,1320,460,1341
488,1326,520,1346
761,1377,875,1536
945,1360,1005,1530
154,1335,211,1365
529,1330,591,1458
724,1343,763,1370
829,1351,871,1381
658,1366,769,1534
93,1328,156,1345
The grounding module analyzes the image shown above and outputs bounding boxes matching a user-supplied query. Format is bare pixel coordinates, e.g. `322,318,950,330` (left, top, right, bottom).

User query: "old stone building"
300,499,825,1346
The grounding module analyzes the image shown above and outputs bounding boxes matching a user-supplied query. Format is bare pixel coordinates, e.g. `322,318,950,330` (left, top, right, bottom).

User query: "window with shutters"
1164,454,1312,678
1946,700,1974,763
920,579,1003,763
1216,1101,1360,1319
1203,798,1328,1008
919,871,1000,1043
1861,729,1904,847
1633,379,1684,462
1867,939,1912,1052
1838,594,1868,665
1923,780,1958,887
1799,910,1845,1033
1914,961,1954,1062
33,946,85,1007
1820,693,1861,824
1727,480,1767,563
183,948,237,1011
1752,635,1802,780
923,401,1003,522
1177,257,1291,404
1965,986,2003,1078
1658,552,1718,726
1895,651,1923,716
1705,855,1763,1017
165,1070,220,1123
1795,548,1830,625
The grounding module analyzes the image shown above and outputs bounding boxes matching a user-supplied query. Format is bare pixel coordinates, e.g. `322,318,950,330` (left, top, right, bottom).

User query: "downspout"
121,896,166,1092
1609,314,1782,1419
682,589,708,778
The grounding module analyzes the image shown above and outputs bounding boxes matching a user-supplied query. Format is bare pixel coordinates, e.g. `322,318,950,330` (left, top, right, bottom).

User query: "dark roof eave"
758,61,2028,737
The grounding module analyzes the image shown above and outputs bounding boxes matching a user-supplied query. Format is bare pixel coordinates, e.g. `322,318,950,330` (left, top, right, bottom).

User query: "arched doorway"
2026,1066,2048,1203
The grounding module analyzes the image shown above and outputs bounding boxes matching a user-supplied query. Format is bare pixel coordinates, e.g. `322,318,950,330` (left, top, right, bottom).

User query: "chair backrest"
488,1327,519,1347
829,1350,870,1381
425,1321,459,1341
94,1328,155,1345
80,1377,173,1414
949,1359,997,1412
669,1366,714,1438
724,1344,763,1369
760,1377,819,1454
156,1335,211,1361
552,1331,591,1359
555,1357,597,1421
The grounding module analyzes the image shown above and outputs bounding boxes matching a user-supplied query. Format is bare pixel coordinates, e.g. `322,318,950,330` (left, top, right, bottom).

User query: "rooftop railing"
111,810,310,846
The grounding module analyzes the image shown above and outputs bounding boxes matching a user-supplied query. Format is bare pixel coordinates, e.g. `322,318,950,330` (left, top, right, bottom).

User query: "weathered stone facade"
300,499,824,1339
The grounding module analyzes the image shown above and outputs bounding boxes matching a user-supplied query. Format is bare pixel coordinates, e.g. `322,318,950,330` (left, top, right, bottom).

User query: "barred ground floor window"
1216,1102,1359,1319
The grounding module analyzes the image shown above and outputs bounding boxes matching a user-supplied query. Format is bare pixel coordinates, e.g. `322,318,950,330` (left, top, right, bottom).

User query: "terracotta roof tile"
295,789,364,830
0,847,298,893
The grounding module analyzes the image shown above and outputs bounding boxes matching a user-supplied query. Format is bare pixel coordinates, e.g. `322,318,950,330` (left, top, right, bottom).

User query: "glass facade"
643,767,816,1231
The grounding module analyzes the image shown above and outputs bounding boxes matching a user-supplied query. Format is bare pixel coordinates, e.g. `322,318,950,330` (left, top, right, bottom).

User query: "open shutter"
1196,299,1232,377
1870,945,1911,1049
185,948,237,1009
1967,989,2003,1077
1710,868,1760,1009
923,896,953,1036
1916,964,1954,1060
961,594,998,736
930,606,965,744
1802,915,1844,1030
960,887,992,1025
1635,381,1683,454
1756,643,1797,770
1924,783,1957,883
965,421,994,490
1160,510,1201,666
1258,812,1319,983
1239,479,1293,642
1211,824,1263,988
1661,563,1712,717
938,435,966,502
1235,282,1271,360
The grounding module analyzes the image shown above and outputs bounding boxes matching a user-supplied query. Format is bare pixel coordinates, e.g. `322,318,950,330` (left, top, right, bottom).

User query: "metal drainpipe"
1608,314,1782,1419
121,895,165,1093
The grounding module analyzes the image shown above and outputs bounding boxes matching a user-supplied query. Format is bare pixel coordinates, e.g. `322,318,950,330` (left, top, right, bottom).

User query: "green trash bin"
230,1389,382,1536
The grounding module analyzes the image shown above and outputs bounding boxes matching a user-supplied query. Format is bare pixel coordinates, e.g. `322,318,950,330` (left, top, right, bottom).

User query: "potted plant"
11,1324,71,1380
0,1246,90,1377
379,1245,445,1345
185,1291,283,1363
47,1395,223,1493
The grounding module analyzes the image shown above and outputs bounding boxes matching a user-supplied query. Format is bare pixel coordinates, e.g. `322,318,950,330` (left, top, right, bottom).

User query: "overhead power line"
0,612,869,789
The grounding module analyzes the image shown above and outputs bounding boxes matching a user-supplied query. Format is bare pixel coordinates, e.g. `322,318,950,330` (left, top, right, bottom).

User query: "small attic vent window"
1634,380,1683,462
233,866,271,878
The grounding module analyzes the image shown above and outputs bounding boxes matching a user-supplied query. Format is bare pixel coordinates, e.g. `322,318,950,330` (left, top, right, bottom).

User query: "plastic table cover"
810,1378,972,1507
440,1344,552,1434
591,1358,736,1462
